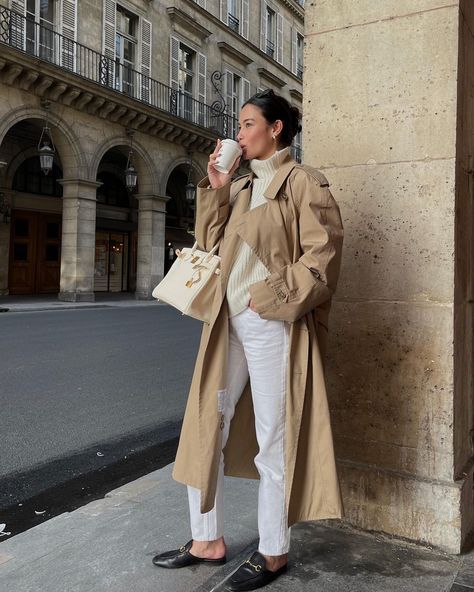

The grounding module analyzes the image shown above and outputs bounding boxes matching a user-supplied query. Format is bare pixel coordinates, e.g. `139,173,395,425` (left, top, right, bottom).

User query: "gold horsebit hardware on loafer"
245,559,262,572
179,545,186,553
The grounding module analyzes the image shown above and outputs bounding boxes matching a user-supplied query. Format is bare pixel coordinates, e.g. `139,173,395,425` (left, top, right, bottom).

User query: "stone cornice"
280,0,304,20
257,67,286,89
0,46,215,154
217,41,253,66
167,7,212,41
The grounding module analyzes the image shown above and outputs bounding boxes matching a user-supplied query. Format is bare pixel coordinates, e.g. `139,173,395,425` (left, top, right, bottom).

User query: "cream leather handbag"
152,241,221,324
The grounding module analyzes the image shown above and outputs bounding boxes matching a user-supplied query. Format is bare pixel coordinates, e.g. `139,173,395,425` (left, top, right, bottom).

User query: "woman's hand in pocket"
248,298,257,312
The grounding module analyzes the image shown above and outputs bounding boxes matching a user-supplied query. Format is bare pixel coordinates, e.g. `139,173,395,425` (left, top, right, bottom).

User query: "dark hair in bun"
242,89,302,148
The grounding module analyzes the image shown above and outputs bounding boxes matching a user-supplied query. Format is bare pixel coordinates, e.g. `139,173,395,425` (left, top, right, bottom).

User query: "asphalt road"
0,306,201,480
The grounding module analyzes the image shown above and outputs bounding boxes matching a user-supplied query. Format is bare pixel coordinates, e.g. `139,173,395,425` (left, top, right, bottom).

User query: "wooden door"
9,211,38,294
9,211,61,294
36,215,61,293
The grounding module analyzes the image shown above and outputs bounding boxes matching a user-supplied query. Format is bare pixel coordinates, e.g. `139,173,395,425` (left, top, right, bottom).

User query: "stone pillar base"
339,462,473,554
58,291,95,302
135,291,154,301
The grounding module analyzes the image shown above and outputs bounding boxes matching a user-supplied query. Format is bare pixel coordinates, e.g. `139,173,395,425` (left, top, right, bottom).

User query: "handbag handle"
190,241,220,262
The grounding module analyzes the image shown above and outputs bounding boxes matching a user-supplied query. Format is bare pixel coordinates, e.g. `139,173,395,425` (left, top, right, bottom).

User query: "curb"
0,421,181,539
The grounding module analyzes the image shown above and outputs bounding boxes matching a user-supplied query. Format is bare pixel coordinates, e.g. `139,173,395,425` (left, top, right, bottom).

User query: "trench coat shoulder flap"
248,164,344,323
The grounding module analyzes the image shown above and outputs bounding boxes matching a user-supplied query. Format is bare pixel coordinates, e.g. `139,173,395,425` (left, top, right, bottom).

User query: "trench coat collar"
234,149,298,200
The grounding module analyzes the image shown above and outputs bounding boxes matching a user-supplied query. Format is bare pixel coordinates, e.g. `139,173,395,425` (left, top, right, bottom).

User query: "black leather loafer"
152,540,227,569
224,551,287,591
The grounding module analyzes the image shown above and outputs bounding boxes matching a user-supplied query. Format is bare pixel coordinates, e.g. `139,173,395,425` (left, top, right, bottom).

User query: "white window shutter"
197,0,206,7
140,18,152,102
224,69,233,114
60,0,77,71
242,78,250,104
260,0,266,51
10,0,26,50
102,0,116,86
276,13,283,64
198,52,207,125
241,0,249,39
169,36,180,90
220,0,228,24
198,53,206,103
291,27,297,75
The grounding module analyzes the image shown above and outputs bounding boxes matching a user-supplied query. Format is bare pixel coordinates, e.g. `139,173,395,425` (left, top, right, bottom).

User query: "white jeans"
187,306,291,556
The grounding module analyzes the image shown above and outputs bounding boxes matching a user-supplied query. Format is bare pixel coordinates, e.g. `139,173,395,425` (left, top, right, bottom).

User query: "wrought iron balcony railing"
265,39,275,59
0,6,236,137
228,13,239,34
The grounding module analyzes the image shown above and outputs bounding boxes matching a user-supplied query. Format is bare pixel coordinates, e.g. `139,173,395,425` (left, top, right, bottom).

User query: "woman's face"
236,103,283,161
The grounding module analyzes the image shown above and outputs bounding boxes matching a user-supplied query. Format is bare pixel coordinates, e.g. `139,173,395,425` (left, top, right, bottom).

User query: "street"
0,305,202,530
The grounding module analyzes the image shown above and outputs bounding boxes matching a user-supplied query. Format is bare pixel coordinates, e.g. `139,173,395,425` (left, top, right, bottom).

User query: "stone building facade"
0,0,303,300
305,0,474,553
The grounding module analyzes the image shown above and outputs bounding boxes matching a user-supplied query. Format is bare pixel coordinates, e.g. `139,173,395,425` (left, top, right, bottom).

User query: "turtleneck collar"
249,146,290,179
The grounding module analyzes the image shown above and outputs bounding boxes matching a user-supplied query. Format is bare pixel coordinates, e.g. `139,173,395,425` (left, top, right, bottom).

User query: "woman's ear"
273,119,284,138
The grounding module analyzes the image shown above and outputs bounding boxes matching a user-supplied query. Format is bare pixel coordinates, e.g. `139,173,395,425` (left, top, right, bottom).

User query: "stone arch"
160,157,206,196
0,106,86,179
90,136,159,195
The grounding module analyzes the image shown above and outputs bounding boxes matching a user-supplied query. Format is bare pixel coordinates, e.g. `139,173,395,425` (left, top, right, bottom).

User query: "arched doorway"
94,147,138,292
165,163,196,273
4,120,63,294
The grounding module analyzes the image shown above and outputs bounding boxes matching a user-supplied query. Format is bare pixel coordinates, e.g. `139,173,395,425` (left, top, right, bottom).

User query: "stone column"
305,1,472,552
58,179,100,302
135,194,168,300
0,191,10,295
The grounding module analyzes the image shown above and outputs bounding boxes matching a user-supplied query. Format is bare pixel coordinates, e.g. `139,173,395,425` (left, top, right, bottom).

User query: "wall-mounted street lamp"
125,129,138,191
38,101,56,175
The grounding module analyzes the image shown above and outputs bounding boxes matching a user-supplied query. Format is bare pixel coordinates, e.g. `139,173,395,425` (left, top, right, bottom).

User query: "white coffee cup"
214,139,242,174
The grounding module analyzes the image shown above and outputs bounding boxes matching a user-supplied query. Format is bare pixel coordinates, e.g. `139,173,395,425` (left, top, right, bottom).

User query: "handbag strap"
191,241,220,261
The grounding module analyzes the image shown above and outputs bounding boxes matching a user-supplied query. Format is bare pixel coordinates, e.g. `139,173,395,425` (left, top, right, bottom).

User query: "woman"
152,90,345,591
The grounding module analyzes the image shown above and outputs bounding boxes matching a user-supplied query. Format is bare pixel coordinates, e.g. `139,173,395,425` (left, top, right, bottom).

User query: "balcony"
265,39,275,59
0,6,236,147
228,13,239,34
296,62,303,80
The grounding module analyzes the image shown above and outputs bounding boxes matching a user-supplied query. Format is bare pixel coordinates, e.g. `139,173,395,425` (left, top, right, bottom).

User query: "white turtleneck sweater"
226,146,290,318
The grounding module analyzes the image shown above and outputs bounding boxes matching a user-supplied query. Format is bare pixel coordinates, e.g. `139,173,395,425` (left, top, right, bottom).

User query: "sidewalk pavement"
0,293,161,313
0,462,473,592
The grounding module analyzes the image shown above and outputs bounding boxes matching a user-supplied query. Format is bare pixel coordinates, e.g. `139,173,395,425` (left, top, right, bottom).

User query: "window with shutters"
260,2,282,63
265,6,275,58
115,4,138,96
169,37,207,126
220,0,249,39
178,43,195,122
228,0,240,33
25,0,55,61
224,70,250,138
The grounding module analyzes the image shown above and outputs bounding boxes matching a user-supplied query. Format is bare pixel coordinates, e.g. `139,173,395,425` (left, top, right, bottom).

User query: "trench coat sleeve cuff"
248,272,286,315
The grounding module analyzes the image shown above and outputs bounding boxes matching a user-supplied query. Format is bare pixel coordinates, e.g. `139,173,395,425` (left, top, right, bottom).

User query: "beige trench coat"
172,149,345,526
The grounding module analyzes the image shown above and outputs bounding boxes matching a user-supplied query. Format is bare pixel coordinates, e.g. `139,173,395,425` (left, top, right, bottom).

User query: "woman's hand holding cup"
208,138,242,189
